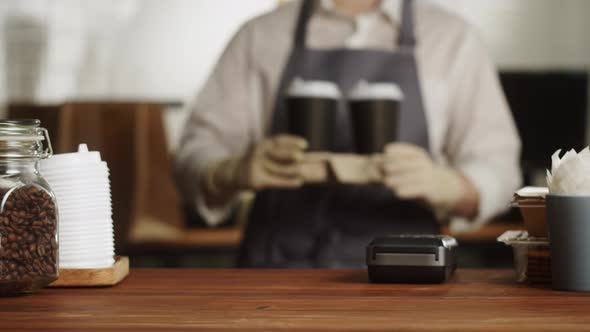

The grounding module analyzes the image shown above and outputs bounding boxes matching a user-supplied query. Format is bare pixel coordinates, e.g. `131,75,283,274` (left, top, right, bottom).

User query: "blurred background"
1,0,588,268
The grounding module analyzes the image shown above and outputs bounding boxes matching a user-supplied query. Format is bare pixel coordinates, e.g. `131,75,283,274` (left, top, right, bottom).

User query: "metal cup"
547,194,590,291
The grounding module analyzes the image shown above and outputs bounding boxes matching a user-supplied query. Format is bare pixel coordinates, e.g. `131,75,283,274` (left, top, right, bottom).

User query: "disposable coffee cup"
348,81,403,154
547,195,590,291
285,78,341,151
41,143,115,269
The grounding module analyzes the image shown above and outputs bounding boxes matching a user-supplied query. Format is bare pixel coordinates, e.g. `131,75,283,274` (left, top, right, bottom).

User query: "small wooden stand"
50,256,129,287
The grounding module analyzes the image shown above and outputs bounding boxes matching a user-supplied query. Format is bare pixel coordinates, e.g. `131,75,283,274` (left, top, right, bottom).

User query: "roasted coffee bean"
0,185,57,288
37,244,45,257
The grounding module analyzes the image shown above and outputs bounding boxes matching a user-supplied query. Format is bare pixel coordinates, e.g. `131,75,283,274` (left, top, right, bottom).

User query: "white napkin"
515,186,549,198
547,147,590,195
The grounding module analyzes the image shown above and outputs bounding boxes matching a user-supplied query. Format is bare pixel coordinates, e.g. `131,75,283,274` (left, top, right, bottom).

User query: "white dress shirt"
175,0,522,232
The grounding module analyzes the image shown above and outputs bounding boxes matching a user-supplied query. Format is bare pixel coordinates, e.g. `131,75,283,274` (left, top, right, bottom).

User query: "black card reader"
366,235,458,283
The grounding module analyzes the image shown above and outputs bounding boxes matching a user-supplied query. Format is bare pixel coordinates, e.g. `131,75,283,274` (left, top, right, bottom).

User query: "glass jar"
0,119,58,296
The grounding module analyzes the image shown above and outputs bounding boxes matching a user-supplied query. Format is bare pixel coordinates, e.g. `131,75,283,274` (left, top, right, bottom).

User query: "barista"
175,0,521,267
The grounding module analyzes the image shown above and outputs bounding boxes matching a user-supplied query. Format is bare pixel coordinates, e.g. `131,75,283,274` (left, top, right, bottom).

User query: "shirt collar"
319,0,402,25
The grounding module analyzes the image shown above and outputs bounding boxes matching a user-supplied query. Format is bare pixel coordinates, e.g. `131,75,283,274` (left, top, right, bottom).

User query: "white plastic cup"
41,143,115,269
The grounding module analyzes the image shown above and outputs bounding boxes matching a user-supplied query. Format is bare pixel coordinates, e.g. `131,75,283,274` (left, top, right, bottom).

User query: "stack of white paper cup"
40,144,115,269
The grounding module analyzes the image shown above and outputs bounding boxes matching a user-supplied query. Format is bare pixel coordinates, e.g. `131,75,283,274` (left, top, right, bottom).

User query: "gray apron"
238,0,438,268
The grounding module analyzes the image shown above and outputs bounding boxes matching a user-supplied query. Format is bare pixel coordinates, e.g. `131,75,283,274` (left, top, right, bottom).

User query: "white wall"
0,0,276,104
3,0,589,103
0,0,138,103
432,0,590,70
103,0,276,101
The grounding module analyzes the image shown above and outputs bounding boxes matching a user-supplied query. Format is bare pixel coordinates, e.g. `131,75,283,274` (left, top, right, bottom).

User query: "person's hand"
234,134,308,190
205,135,308,197
382,143,466,219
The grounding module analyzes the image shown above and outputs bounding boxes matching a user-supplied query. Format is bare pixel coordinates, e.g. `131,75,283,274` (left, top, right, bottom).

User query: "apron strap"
293,0,315,48
294,0,417,49
398,0,416,48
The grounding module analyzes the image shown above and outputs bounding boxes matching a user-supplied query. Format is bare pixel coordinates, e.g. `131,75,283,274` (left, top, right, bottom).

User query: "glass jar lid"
0,119,53,159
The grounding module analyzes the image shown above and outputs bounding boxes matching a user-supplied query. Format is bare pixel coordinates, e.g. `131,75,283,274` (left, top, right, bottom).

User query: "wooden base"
50,256,129,287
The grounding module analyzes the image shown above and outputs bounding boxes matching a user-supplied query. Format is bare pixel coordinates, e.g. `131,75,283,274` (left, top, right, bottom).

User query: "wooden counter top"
2,269,590,331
